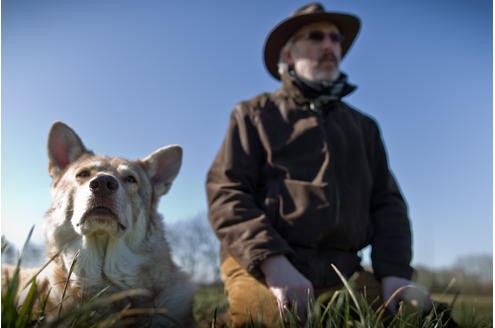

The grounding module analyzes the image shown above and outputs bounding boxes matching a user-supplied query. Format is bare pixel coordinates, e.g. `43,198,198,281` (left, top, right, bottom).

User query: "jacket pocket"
275,179,337,247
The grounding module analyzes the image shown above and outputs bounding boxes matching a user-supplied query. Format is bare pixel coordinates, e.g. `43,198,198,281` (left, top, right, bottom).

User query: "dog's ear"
142,145,182,196
47,122,89,178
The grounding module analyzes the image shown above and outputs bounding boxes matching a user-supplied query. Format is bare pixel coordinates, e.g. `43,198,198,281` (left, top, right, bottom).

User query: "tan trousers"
221,256,383,328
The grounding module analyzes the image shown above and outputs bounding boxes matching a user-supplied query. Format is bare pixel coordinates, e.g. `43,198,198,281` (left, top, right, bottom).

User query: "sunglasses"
293,31,345,44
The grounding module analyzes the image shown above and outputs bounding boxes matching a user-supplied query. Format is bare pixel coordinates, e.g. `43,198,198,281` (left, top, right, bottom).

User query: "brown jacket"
206,73,413,287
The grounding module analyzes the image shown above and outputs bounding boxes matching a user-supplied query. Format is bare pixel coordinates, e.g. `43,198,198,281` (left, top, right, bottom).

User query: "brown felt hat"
264,2,360,80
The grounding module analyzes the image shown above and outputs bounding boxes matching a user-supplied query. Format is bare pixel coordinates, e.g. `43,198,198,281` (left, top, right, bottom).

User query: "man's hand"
381,276,433,315
260,255,314,322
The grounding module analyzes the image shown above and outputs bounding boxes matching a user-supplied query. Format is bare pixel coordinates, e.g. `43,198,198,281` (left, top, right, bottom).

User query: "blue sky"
2,0,492,269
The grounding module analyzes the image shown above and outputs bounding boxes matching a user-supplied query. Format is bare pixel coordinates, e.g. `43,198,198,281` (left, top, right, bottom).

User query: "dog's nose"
89,174,119,196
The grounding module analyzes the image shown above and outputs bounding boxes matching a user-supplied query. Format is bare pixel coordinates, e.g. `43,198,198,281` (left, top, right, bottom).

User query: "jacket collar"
276,70,356,105
276,71,357,112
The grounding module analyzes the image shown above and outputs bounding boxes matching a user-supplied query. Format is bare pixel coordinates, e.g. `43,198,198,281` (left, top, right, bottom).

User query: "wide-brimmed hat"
264,2,360,80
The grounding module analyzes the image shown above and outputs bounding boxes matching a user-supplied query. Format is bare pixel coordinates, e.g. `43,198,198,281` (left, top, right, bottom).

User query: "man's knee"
221,257,281,327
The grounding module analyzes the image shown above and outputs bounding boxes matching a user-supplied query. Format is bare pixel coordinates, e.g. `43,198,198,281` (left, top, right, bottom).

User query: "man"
206,3,436,327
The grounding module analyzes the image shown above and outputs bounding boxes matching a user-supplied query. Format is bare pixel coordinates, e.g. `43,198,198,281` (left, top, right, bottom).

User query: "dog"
2,121,195,327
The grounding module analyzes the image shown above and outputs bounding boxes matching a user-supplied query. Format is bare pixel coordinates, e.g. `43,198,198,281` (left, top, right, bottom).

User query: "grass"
2,233,492,327
2,265,493,328
193,270,492,328
1,228,178,328
194,286,492,328
432,293,493,328
2,262,179,327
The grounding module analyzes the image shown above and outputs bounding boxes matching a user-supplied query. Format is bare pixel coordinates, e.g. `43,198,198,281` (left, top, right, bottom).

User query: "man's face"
283,22,343,82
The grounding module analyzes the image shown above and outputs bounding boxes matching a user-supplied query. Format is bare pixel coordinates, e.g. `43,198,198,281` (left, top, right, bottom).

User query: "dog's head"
45,121,181,243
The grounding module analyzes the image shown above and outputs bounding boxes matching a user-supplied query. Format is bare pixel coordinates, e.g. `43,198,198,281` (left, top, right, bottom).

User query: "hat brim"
264,12,360,80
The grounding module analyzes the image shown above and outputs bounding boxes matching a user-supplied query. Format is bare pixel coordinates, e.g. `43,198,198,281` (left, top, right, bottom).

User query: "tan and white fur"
2,121,195,327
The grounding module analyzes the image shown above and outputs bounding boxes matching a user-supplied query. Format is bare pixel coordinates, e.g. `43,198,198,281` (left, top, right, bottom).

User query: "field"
431,293,493,327
2,233,492,328
193,284,493,328
2,272,493,327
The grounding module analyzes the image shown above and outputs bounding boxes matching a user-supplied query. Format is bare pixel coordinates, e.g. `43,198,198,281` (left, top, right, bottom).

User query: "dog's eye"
76,170,90,178
124,175,137,184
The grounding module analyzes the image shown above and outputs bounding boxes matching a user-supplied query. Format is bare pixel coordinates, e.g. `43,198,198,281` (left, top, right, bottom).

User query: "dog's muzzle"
76,174,127,232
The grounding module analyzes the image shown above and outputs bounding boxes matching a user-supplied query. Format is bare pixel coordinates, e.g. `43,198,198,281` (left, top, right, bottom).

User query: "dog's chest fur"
67,236,150,291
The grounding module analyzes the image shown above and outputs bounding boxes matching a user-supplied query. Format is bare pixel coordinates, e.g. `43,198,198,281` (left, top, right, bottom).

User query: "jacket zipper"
310,103,341,225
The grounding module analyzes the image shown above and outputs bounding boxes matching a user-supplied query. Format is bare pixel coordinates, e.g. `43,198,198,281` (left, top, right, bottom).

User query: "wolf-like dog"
2,122,195,327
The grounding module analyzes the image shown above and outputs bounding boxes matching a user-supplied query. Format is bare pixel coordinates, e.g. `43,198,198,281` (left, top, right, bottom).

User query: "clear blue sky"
2,0,492,269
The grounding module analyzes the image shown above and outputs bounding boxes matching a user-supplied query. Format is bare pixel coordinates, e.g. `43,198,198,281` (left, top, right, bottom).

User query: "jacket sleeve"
369,121,414,280
206,104,294,279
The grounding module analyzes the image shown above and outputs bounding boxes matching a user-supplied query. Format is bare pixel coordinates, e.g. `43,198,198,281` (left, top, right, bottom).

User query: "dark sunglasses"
294,31,345,44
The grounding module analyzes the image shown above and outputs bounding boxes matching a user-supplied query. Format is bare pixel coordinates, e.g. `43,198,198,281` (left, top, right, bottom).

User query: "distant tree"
1,236,45,268
167,212,221,283
1,236,18,265
453,254,492,284
415,253,493,295
21,241,46,268
452,254,492,295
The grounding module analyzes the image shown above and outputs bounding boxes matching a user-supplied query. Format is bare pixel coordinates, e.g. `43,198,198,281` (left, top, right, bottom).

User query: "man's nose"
320,36,337,50
320,37,341,59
